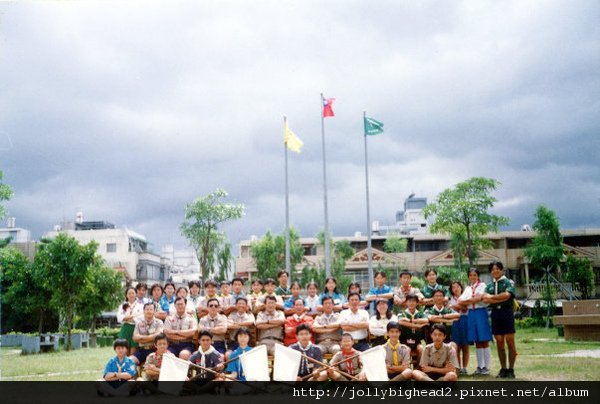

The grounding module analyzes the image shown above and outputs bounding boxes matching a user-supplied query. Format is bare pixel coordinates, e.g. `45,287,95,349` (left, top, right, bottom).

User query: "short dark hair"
305,281,318,290
347,292,361,301
143,302,155,310
348,282,362,294
431,323,447,336
264,278,276,286
235,297,248,304
164,282,176,290
489,261,504,271
341,333,353,340
264,295,277,303
296,323,312,335
174,296,187,305
206,298,220,306
321,296,334,305
232,277,245,286
450,281,464,296
188,281,201,289
154,333,168,344
220,280,231,286
199,330,213,340
324,277,339,294
277,271,288,279
234,327,251,341
150,283,163,294
176,286,188,296
204,279,218,288
386,321,401,332
251,279,264,286
424,269,438,277
433,289,445,297
124,287,136,299
135,282,148,291
469,268,480,277
113,338,129,349
405,294,419,303
400,271,412,278
374,271,386,278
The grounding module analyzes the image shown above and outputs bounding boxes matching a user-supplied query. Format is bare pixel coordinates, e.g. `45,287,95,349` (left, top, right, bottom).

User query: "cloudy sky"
1,0,599,252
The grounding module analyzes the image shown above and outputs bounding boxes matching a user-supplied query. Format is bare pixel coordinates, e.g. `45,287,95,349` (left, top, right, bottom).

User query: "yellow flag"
284,121,303,153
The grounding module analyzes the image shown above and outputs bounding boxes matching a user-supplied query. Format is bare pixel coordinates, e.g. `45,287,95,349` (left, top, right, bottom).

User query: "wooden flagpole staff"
187,361,239,382
300,351,363,381
298,353,359,381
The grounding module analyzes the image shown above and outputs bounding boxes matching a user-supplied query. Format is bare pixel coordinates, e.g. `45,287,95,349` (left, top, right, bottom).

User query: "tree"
0,170,14,221
1,247,54,333
524,205,565,327
180,189,244,282
564,255,595,299
423,177,510,267
316,231,354,293
383,233,408,253
215,241,232,282
35,234,104,350
76,262,124,346
250,228,304,280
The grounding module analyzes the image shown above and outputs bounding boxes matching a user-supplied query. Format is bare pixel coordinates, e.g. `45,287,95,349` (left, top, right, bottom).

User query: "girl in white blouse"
368,299,398,346
117,287,144,354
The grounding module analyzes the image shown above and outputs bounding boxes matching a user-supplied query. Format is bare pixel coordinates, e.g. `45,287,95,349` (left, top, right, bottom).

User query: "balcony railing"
524,282,582,299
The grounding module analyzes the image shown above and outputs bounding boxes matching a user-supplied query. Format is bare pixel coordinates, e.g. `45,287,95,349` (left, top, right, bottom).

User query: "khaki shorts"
317,340,341,355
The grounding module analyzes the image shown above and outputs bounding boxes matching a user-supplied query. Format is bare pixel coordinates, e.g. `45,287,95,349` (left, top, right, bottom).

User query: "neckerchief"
493,276,506,295
298,342,313,375
341,349,355,375
387,340,400,366
197,345,216,369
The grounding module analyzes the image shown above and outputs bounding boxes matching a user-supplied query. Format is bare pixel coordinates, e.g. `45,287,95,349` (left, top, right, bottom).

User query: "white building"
0,217,32,243
44,217,169,284
162,244,201,284
373,194,429,235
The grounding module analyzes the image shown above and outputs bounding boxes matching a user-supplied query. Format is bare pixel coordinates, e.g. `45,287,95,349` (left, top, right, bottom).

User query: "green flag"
364,116,384,136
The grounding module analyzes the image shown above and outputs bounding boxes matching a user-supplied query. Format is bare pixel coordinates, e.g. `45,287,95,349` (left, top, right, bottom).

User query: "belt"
261,336,283,342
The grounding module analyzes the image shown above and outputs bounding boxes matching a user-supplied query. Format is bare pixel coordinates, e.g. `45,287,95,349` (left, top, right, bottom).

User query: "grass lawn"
1,327,599,381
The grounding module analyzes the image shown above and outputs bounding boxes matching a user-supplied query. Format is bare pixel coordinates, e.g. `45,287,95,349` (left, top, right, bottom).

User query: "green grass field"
1,327,599,381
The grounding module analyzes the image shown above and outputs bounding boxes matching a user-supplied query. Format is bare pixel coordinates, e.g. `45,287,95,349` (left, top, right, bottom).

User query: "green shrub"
435,266,468,286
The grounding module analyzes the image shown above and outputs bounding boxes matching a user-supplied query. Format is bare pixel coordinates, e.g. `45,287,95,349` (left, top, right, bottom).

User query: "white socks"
476,348,484,369
484,347,491,369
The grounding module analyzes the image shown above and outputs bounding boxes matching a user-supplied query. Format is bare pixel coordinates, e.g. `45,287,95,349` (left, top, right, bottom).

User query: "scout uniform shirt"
198,295,223,311
220,293,236,310
330,349,363,377
290,342,323,377
103,355,137,379
198,313,228,343
484,276,515,309
421,283,448,300
164,312,198,343
419,342,460,370
257,293,284,306
134,318,164,349
256,309,285,341
143,351,174,381
383,340,411,371
313,312,341,343
394,285,424,302
227,310,256,342
189,347,223,381
275,285,291,296
399,309,427,344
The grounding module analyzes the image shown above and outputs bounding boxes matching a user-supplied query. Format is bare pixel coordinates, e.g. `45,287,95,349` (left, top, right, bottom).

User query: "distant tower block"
76,211,84,224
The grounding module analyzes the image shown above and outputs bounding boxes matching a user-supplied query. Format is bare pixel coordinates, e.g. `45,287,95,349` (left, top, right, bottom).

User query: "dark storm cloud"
1,0,599,251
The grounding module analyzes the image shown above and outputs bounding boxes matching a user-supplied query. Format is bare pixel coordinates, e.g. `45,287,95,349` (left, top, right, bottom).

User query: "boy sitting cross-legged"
412,324,459,382
96,339,137,396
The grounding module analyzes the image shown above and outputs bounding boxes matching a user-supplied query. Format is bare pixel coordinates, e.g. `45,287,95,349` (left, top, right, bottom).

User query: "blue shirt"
367,284,393,310
103,355,137,378
227,346,252,381
319,292,345,306
284,296,307,309
159,295,175,313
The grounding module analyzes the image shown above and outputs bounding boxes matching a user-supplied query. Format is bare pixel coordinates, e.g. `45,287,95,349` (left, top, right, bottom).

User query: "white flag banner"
239,344,270,381
360,345,388,381
273,344,302,381
158,354,189,395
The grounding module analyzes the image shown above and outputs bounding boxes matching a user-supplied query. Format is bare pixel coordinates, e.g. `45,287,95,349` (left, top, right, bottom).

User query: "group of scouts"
98,261,518,395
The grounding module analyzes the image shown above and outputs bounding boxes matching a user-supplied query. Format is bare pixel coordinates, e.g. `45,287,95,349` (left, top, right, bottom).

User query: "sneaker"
460,368,468,375
506,368,515,379
472,367,483,376
480,367,491,375
496,368,508,378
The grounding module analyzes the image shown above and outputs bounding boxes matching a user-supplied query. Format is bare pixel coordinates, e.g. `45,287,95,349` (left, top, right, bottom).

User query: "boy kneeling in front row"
412,324,459,382
96,339,137,396
290,324,328,381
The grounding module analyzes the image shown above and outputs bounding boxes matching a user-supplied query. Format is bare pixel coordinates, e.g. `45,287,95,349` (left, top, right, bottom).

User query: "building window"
106,243,117,253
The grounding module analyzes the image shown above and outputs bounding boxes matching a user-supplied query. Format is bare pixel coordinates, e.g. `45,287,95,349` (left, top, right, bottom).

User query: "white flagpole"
320,93,332,278
284,116,291,277
364,111,374,289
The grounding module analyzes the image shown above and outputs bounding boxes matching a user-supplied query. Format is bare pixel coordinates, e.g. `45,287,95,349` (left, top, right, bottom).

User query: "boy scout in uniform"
384,321,413,381
412,324,459,382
